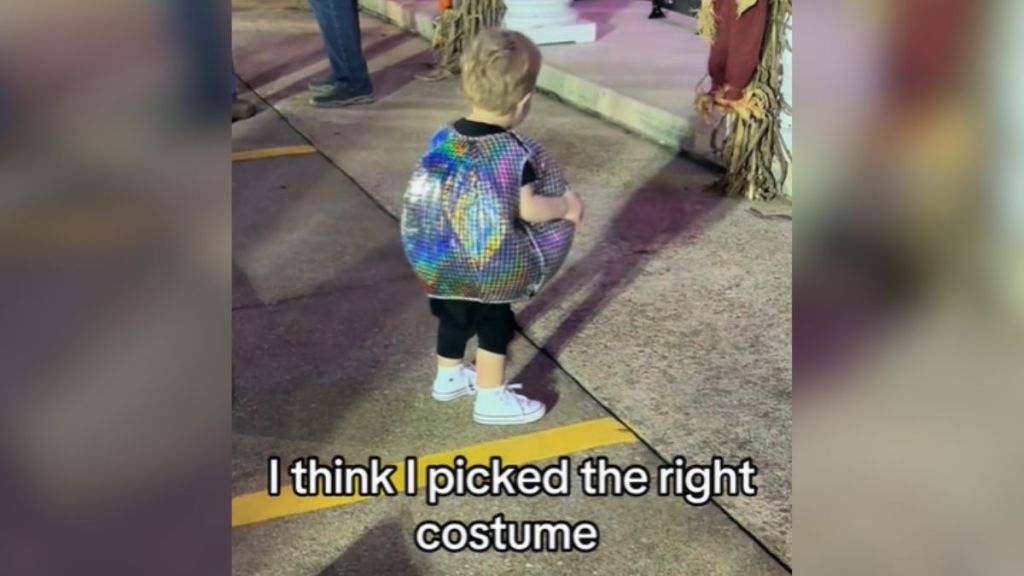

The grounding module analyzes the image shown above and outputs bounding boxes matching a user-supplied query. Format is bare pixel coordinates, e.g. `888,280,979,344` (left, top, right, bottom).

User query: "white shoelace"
500,384,532,408
462,363,477,393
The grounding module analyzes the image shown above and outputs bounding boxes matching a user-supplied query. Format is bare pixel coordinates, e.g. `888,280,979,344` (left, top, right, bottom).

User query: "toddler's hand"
564,191,584,226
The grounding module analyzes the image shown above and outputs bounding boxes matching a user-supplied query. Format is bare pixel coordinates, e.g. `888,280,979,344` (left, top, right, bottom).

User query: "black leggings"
430,299,516,359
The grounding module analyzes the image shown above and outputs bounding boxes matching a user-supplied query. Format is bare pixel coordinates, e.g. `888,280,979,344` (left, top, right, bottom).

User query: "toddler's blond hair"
460,29,542,115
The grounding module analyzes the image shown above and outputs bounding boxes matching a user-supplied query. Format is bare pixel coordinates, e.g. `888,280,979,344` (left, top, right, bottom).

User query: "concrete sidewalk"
232,7,791,573
233,0,715,157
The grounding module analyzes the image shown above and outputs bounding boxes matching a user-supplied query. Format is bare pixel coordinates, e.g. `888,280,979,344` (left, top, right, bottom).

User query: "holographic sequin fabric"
401,126,575,303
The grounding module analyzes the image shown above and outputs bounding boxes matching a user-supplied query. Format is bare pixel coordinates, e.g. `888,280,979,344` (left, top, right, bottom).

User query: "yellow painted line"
232,417,636,528
232,145,318,162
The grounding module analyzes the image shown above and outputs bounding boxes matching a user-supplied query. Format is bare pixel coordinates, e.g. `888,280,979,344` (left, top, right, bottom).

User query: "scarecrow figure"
418,0,507,80
695,0,791,200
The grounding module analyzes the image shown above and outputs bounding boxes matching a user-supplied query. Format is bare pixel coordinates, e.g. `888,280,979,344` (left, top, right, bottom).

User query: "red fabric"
708,0,770,101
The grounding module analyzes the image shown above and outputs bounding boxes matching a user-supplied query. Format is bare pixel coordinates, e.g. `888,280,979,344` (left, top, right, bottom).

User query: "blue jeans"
308,0,373,95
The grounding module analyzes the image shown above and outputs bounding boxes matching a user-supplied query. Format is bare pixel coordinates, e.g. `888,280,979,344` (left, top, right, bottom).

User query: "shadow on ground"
586,0,632,41
236,16,433,105
512,155,736,411
316,519,423,576
231,138,420,443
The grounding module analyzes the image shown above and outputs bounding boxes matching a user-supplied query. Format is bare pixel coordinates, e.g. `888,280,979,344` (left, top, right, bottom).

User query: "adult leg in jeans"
308,0,375,106
307,0,349,90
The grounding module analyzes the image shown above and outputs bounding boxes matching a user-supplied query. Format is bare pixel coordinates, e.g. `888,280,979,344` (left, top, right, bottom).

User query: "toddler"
400,29,583,425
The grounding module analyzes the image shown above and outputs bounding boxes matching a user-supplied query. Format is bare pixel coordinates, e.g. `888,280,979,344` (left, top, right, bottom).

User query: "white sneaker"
473,384,546,425
432,363,477,401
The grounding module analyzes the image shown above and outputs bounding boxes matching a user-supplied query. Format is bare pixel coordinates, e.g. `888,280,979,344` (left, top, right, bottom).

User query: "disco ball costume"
401,126,575,303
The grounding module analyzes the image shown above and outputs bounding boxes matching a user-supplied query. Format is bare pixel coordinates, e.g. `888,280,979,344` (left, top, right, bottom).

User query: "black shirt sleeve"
521,160,538,186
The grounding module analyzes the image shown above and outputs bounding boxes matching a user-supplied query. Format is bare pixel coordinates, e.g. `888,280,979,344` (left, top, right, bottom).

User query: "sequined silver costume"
400,126,574,303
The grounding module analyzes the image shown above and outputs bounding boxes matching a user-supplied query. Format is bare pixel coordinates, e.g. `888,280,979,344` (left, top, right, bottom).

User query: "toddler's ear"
516,93,533,116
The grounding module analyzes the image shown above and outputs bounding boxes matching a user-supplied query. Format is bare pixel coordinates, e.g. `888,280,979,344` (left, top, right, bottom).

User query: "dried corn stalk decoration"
418,0,507,81
695,0,717,42
694,0,792,200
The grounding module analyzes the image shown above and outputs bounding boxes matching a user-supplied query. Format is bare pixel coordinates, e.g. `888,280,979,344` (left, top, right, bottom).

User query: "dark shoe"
309,88,376,108
308,76,339,94
232,99,257,122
